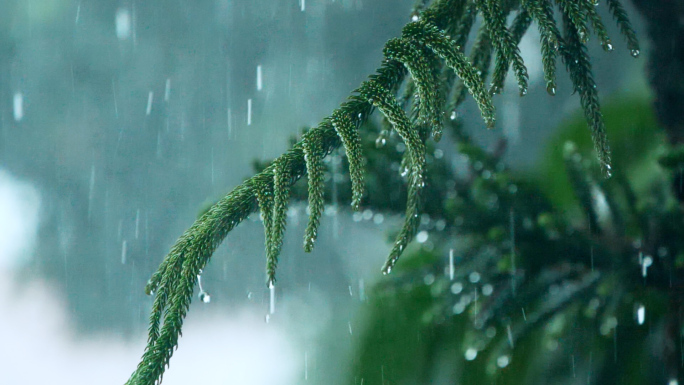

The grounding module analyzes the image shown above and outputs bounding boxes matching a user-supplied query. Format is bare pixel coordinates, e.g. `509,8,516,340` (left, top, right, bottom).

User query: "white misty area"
0,169,303,385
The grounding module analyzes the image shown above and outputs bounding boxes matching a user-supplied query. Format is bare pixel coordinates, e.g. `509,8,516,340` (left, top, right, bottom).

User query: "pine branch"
128,0,641,383
522,0,561,95
477,0,530,95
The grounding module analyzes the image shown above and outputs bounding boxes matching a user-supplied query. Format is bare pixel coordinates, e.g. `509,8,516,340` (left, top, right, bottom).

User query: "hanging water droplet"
269,280,276,314
450,111,457,120
546,84,556,96
519,87,527,97
603,40,614,52
630,49,640,58
579,31,588,44
400,167,409,177
375,130,388,148
199,291,211,303
411,14,419,22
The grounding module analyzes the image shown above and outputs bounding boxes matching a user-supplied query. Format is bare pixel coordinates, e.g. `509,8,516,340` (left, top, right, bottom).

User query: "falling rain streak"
164,78,171,102
247,98,252,126
256,65,263,91
448,249,454,280
115,8,131,40
146,91,153,115
13,93,23,121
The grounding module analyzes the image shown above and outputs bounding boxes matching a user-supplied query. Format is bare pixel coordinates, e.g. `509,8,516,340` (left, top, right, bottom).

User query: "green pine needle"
523,0,561,95
478,0,530,95
331,109,366,211
384,38,443,140
606,0,640,55
302,125,327,252
403,20,496,128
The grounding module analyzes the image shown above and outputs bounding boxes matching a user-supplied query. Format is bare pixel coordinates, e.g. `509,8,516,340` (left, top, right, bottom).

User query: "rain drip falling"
300,0,306,12
197,273,211,303
269,281,275,314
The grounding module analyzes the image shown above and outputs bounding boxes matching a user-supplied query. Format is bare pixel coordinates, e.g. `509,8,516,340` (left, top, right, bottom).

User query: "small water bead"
482,284,494,296
450,111,457,120
496,355,510,368
396,142,406,153
469,272,481,283
519,87,528,97
423,274,435,285
416,231,429,243
453,300,467,314
464,348,478,361
451,282,463,294
375,130,389,148
630,49,640,58
362,209,373,220
434,149,444,159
